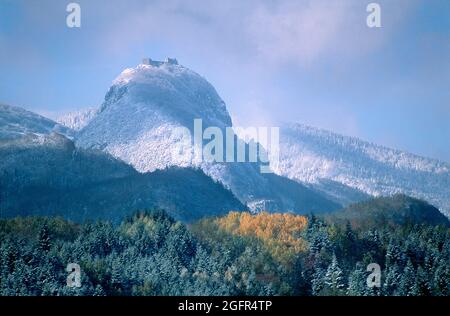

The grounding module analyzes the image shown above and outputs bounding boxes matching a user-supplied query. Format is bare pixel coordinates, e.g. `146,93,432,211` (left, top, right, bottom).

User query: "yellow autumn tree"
213,211,309,266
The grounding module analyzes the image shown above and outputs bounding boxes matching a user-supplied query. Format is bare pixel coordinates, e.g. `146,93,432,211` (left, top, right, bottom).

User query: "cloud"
93,0,416,70
246,1,350,66
95,0,254,63
245,0,420,68
1,0,419,68
3,0,448,161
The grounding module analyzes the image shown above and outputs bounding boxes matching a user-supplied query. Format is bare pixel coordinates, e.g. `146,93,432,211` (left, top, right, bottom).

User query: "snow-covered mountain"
77,59,231,171
6,60,447,218
57,107,98,131
0,101,245,222
76,59,339,214
277,123,450,217
0,104,74,140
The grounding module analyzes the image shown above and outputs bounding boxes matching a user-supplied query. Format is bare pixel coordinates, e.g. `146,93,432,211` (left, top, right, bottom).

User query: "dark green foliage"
38,224,51,252
0,209,449,296
301,213,449,296
322,254,345,295
347,263,368,296
327,194,450,230
259,173,341,214
0,136,245,223
0,210,273,296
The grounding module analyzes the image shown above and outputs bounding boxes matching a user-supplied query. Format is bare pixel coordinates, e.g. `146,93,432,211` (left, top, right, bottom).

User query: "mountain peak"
94,60,231,128
114,58,185,86
74,62,341,214
76,60,232,172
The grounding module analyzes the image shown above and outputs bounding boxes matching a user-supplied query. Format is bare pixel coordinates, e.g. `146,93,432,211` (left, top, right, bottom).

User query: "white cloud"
94,0,416,69
246,1,350,66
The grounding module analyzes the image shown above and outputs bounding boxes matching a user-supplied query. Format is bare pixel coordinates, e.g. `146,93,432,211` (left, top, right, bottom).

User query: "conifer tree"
311,267,325,296
324,254,345,295
399,260,416,296
93,284,106,296
38,224,51,252
347,263,367,296
433,259,450,296
412,266,432,296
383,263,401,296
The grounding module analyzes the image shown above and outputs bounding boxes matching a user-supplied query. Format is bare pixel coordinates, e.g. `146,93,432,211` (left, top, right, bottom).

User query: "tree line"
0,210,449,296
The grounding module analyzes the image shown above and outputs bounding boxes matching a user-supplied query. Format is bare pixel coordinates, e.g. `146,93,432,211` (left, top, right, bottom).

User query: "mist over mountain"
57,107,98,131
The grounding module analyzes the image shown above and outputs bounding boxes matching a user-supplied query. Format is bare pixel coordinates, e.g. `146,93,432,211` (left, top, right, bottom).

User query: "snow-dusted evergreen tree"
38,224,51,252
398,259,416,296
412,266,432,296
383,263,401,296
323,254,346,295
347,263,367,296
341,222,357,260
385,241,404,268
311,266,325,296
93,284,106,296
433,259,450,296
423,251,436,275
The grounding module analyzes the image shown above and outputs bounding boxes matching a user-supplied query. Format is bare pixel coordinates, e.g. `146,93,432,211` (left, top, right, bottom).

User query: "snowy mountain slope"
3,61,447,218
57,107,98,131
3,62,447,218
305,178,371,207
76,60,340,214
77,62,231,170
277,123,450,217
0,103,74,140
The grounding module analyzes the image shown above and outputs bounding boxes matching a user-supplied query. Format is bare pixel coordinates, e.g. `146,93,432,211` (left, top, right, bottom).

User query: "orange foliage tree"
213,211,309,265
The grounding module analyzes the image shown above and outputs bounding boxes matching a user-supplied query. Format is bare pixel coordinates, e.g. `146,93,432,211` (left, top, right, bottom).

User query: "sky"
0,0,449,162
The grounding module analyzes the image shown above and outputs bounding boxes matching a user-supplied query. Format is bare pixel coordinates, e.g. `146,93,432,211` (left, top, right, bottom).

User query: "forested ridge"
1,206,449,296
